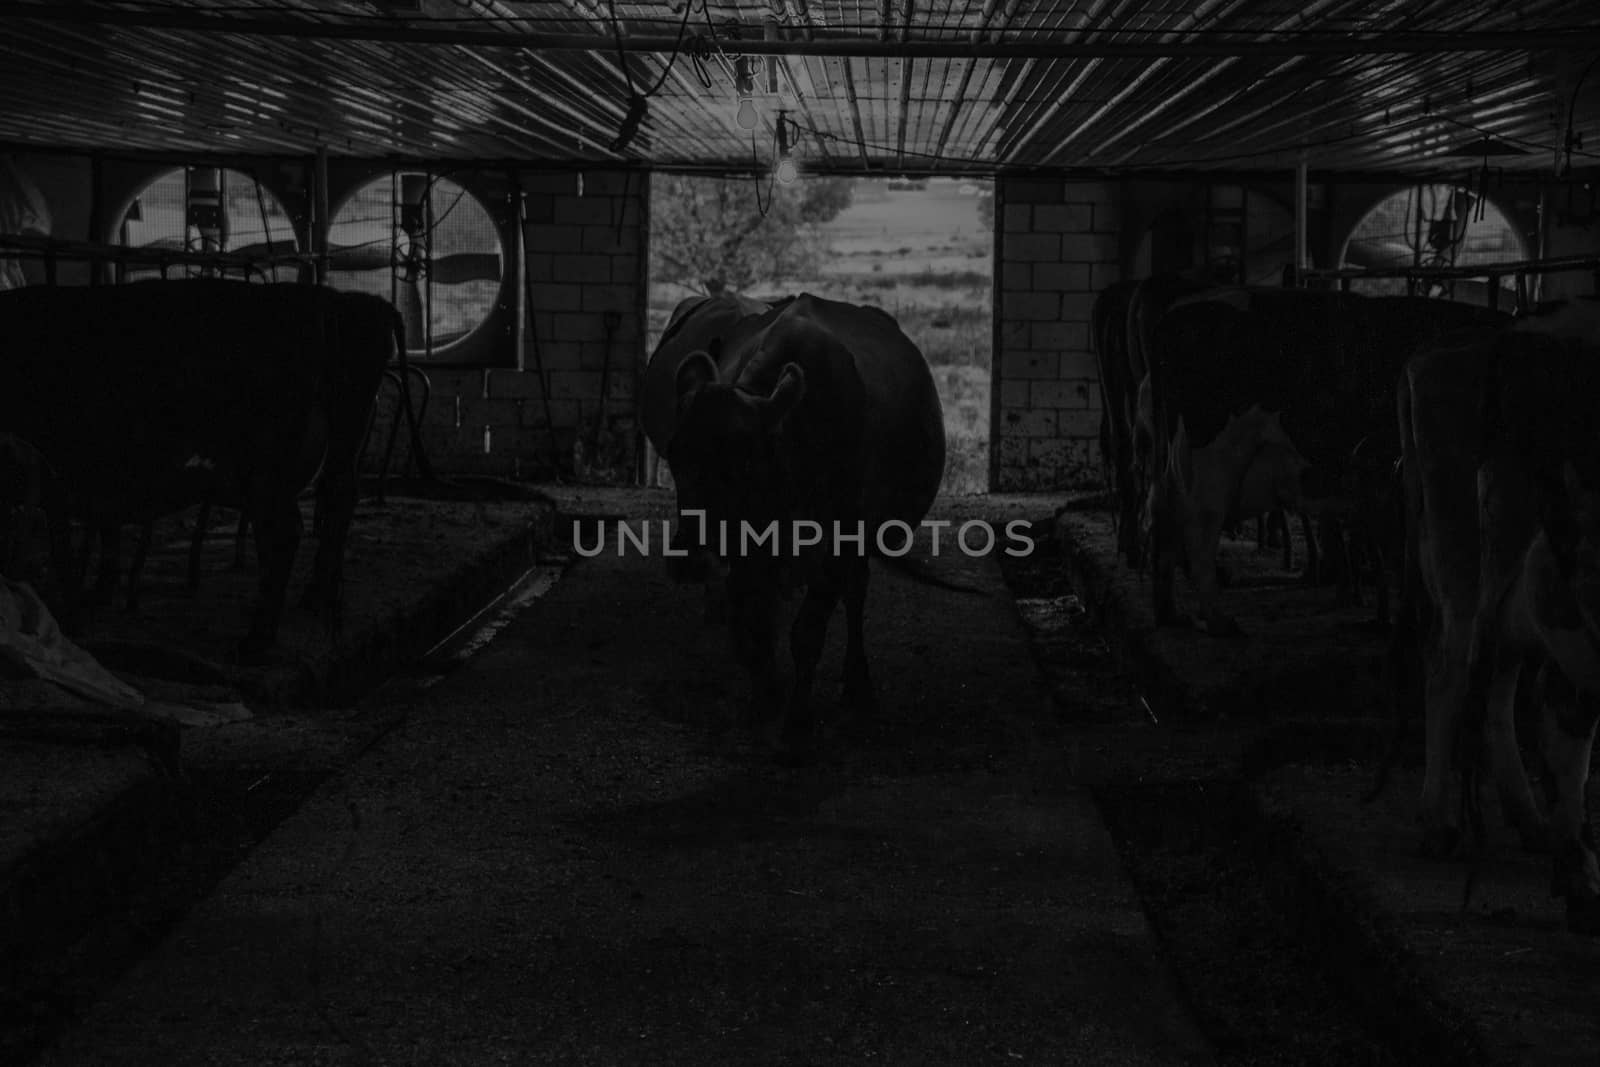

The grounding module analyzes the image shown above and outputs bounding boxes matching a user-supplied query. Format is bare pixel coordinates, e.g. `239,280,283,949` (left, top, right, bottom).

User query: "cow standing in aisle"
0,280,401,656
643,292,785,621
1394,303,1600,933
666,293,946,764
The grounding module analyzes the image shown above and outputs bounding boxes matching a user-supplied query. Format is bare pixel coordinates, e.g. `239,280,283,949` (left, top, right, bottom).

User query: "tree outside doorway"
647,175,992,495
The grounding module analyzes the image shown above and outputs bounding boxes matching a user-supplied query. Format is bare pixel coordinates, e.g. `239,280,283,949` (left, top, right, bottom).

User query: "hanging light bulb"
775,112,797,184
733,56,758,131
736,95,759,132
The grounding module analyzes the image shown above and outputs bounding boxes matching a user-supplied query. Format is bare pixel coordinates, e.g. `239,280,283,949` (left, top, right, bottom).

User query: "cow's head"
666,346,806,559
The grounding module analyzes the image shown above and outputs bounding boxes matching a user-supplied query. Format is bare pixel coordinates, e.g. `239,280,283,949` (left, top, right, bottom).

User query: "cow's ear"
675,350,718,412
764,362,806,426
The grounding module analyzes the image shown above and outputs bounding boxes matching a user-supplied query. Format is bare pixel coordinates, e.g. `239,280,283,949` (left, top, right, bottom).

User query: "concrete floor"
32,527,1213,1066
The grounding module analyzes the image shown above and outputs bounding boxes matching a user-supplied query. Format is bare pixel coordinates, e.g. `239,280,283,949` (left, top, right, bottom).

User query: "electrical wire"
748,123,776,218
636,0,697,98
603,0,701,151
687,33,717,89
1560,51,1600,175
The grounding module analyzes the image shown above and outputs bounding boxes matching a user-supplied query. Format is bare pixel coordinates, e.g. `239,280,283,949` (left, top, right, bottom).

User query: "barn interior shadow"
579,765,862,850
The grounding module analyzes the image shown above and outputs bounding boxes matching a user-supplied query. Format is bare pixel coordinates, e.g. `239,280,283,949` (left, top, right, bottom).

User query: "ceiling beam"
5,7,1600,57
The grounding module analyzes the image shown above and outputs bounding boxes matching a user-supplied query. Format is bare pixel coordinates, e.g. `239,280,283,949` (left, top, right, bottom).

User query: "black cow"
642,292,787,620
667,293,946,764
0,280,400,655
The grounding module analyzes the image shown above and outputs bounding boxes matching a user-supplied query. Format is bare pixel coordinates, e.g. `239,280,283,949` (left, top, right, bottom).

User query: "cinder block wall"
370,169,648,483
991,178,1120,492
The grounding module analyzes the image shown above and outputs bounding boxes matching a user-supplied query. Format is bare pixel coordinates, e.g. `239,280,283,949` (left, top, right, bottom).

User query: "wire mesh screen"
327,173,505,358
1338,183,1526,300
116,167,299,283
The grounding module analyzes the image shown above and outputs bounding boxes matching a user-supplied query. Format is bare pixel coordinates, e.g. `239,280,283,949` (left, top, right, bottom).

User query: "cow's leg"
1419,622,1468,858
188,500,209,590
1150,489,1180,627
304,468,356,619
1178,468,1236,635
1186,510,1238,635
234,512,250,570
1539,680,1600,934
46,515,84,631
784,573,842,764
1130,466,1150,572
702,561,729,625
70,523,95,598
1481,650,1547,852
1278,510,1293,571
1118,479,1139,567
1339,521,1362,607
840,553,874,715
239,492,302,660
124,520,152,613
1300,513,1319,587
727,566,781,733
90,523,120,605
1371,534,1390,628
1314,515,1351,599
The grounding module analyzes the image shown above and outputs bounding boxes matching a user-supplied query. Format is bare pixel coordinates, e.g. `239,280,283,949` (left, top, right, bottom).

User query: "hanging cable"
605,0,647,153
637,0,698,98
602,0,701,153
687,33,717,89
1560,52,1600,177
749,125,777,218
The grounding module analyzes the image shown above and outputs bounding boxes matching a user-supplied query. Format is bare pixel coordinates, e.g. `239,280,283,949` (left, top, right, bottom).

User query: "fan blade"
132,236,188,252
1342,239,1417,269
430,252,502,286
398,279,426,349
326,244,396,272
225,240,301,262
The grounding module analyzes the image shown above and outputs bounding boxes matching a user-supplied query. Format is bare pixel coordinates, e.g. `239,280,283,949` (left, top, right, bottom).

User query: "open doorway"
646,174,992,495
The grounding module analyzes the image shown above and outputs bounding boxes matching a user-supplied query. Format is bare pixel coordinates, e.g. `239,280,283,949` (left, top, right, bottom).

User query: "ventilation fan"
324,171,505,357
116,166,301,282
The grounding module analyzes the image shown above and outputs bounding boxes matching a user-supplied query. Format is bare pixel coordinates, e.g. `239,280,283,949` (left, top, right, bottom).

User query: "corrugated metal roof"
0,0,1595,176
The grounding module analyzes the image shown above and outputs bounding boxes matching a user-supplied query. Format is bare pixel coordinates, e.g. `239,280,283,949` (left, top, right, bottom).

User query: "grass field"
648,177,993,495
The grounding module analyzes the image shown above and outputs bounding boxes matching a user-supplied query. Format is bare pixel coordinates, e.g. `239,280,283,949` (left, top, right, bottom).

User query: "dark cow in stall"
105,286,402,617
1120,271,1216,567
1143,287,1507,634
0,433,59,589
1394,301,1600,933
666,292,946,763
0,280,400,654
1322,296,1512,618
643,292,784,620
